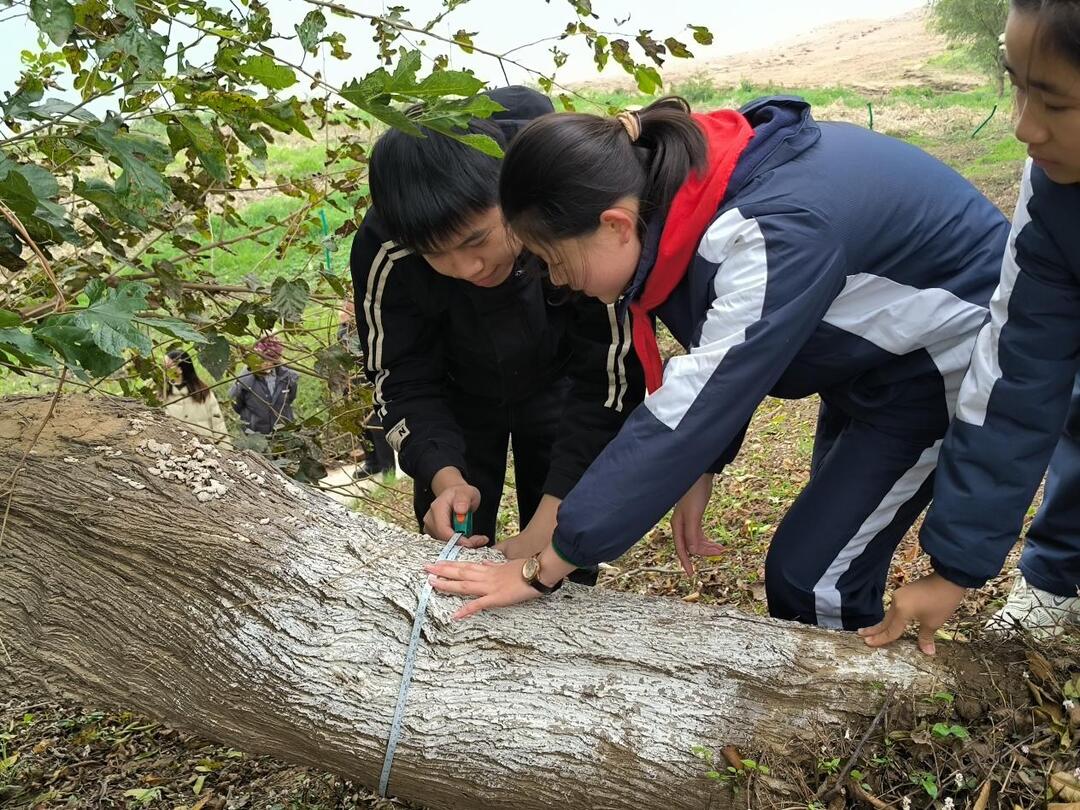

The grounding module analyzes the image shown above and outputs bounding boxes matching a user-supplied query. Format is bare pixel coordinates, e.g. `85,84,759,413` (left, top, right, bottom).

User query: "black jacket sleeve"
349,223,468,491
542,296,646,499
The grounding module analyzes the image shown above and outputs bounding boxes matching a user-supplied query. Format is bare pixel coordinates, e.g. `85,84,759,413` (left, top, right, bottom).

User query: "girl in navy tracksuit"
425,93,1009,629
863,0,1080,654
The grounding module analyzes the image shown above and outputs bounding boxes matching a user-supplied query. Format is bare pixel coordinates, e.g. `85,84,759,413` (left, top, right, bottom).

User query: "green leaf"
34,323,126,378
412,69,485,98
0,310,20,328
114,0,138,18
690,25,714,46
314,343,352,380
24,97,100,124
0,327,56,367
137,315,207,345
321,272,347,299
198,333,231,380
634,65,663,94
665,37,693,59
0,156,60,200
270,277,310,323
27,199,81,246
0,224,26,271
445,132,503,158
452,30,476,55
239,55,298,91
73,178,148,229
171,115,229,182
296,10,326,53
29,0,75,46
80,114,173,207
342,96,421,136
388,50,421,91
0,170,39,218
123,788,161,805
69,280,153,357
96,23,168,81
259,98,313,139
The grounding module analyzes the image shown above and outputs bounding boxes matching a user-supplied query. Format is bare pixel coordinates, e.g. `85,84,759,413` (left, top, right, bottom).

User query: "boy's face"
422,207,521,288
1006,10,1080,185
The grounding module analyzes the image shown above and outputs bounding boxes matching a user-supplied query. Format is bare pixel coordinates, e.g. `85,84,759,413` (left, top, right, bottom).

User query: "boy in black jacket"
350,86,643,557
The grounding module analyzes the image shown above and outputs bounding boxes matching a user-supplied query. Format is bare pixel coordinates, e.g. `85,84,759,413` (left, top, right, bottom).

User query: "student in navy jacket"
863,0,1080,654
426,94,1009,628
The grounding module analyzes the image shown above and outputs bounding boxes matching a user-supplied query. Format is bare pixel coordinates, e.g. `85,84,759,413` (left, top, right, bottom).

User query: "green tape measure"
452,511,473,536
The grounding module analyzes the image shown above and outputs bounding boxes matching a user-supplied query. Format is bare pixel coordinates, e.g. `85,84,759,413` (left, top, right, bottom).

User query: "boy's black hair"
368,116,508,255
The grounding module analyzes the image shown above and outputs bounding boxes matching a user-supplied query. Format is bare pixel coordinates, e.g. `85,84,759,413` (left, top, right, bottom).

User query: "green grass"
925,44,985,74
578,77,1003,116
887,83,1002,109
972,134,1028,168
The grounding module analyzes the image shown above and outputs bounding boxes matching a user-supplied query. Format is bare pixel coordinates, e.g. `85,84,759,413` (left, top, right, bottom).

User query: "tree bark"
0,395,988,810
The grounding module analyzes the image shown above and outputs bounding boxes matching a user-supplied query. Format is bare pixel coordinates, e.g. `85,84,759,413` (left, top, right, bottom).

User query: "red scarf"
628,111,754,393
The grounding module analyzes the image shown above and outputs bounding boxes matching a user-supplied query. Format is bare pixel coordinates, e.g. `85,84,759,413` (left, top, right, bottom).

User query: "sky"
0,0,928,105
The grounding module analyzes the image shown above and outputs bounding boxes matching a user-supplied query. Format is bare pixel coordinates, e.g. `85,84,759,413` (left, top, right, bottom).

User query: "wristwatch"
521,553,563,595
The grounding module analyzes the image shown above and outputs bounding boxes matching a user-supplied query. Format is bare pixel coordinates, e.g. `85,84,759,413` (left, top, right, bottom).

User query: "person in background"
163,348,230,445
230,336,300,435
862,0,1080,653
337,299,395,478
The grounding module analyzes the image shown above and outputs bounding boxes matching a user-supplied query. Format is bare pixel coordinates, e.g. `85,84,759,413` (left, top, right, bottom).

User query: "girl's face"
526,199,643,305
1005,9,1080,185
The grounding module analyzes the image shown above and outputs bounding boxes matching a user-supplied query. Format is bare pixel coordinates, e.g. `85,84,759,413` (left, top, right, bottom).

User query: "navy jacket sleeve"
350,227,468,491
542,297,645,499
552,207,848,567
920,162,1080,588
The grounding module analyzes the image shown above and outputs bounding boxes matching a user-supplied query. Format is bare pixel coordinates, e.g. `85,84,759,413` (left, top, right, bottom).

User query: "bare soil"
589,10,984,94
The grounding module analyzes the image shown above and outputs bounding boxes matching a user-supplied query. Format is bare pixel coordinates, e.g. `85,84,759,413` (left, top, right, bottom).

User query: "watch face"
522,557,540,581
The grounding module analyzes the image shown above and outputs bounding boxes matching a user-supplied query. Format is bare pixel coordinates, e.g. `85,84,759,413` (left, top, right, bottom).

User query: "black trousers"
363,412,396,473
413,381,567,542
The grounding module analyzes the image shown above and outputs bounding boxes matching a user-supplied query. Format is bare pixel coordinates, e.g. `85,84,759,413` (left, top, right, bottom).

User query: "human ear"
599,208,637,244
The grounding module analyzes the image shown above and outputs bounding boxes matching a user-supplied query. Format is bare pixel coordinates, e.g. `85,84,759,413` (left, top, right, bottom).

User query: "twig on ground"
819,685,896,801
847,777,893,809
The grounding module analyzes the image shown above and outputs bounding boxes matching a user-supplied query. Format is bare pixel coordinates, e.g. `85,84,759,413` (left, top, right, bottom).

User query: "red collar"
629,110,754,393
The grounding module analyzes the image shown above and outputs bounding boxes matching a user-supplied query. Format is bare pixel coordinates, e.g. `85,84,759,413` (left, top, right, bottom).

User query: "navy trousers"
766,379,950,631
1020,375,1080,598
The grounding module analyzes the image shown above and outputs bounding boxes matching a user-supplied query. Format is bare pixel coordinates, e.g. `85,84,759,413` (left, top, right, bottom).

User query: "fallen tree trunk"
0,395,988,809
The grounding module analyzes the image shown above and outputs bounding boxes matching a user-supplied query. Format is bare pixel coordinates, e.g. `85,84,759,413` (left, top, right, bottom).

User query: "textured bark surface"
0,395,977,810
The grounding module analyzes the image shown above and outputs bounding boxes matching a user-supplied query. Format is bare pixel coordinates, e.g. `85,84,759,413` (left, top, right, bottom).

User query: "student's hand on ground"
425,560,542,620
858,573,967,656
671,474,726,577
498,528,551,560
424,483,488,547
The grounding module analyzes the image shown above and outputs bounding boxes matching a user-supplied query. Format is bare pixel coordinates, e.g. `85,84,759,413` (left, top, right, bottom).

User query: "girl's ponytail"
500,96,706,250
